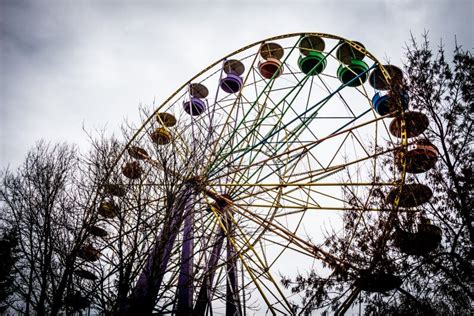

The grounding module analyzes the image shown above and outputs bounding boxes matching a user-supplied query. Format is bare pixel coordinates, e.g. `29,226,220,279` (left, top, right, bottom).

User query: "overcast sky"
1,0,473,169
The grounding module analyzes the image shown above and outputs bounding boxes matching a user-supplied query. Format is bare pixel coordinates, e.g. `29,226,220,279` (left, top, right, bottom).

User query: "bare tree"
0,137,126,315
0,142,83,315
0,112,215,315
0,225,18,312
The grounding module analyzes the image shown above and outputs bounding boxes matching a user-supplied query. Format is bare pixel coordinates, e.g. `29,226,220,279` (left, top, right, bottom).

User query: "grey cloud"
1,0,472,168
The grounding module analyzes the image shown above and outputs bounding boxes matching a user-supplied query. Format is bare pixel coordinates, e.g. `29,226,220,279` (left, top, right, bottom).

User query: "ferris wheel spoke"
258,235,317,261
209,80,311,174
207,111,390,187
207,39,301,172
251,205,311,276
207,96,276,172
222,150,393,205
214,181,396,189
277,186,342,208
227,217,295,313
211,62,374,179
226,201,355,270
334,287,362,316
234,247,303,315
317,71,358,118
209,207,281,315
234,190,390,214
210,146,396,205
339,205,378,265
208,93,375,180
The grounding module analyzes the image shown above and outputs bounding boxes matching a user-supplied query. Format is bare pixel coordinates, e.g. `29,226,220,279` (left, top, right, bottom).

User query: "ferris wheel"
68,33,439,315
